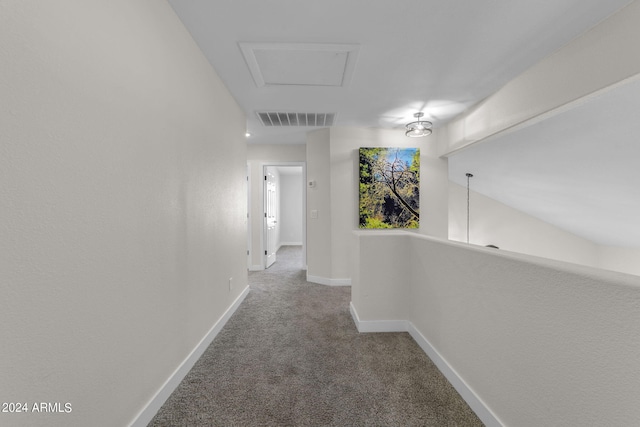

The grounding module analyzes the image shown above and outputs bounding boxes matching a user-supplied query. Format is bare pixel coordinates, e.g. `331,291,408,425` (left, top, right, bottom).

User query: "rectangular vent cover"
257,112,335,127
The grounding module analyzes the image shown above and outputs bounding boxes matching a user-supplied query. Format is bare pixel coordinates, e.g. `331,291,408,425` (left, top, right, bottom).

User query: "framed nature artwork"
359,147,420,229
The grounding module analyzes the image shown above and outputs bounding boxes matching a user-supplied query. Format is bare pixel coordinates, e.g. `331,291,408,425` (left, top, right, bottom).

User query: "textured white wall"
0,1,247,426
598,245,640,276
279,172,304,245
449,182,640,276
329,128,422,280
352,231,640,426
449,182,600,266
306,129,333,279
306,127,447,282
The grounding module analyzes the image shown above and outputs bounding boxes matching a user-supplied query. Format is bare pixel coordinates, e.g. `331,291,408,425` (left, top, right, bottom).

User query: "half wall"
351,231,640,426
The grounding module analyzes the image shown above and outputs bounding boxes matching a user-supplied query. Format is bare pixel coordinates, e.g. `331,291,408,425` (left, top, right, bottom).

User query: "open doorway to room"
251,163,306,270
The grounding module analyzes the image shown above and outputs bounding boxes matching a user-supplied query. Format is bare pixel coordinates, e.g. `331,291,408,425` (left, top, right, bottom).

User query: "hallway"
149,246,482,426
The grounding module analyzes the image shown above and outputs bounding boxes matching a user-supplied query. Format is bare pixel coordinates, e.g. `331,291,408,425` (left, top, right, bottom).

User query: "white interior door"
265,170,277,268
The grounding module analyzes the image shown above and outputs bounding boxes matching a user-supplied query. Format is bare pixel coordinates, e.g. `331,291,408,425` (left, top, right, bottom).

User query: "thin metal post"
466,173,473,244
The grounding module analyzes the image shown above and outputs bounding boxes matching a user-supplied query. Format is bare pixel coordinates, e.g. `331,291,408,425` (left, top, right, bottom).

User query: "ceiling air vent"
257,112,336,127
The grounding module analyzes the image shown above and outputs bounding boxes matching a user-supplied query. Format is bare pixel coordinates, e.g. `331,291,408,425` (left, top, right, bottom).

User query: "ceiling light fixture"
405,112,432,138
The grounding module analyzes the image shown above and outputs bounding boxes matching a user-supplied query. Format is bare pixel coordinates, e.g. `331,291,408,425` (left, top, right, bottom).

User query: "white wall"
247,144,306,269
598,245,640,276
439,1,640,277
351,231,640,427
306,127,448,284
0,2,247,426
306,129,333,280
279,171,304,246
450,182,640,276
443,0,640,156
449,182,600,266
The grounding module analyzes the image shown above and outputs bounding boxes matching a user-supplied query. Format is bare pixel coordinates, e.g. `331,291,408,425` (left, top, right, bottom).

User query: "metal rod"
466,173,473,244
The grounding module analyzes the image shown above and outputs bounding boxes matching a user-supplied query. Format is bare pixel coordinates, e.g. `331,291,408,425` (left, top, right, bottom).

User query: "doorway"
264,169,278,268
262,164,306,269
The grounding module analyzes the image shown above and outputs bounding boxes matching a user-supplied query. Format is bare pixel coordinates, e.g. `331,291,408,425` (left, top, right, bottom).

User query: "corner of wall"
305,129,332,279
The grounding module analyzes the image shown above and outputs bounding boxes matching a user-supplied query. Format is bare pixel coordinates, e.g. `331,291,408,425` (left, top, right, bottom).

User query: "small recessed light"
245,132,251,137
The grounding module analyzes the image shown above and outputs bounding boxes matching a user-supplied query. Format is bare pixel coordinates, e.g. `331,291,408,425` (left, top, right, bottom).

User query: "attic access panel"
240,42,359,87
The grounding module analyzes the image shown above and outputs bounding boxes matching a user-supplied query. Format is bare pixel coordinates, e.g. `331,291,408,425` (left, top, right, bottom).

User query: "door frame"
261,162,307,270
264,167,278,268
246,164,251,269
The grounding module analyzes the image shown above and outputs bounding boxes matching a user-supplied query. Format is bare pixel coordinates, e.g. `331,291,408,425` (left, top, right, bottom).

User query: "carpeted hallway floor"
149,246,483,426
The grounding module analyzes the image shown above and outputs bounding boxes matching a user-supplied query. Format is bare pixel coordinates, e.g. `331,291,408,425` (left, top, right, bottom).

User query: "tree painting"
359,147,420,229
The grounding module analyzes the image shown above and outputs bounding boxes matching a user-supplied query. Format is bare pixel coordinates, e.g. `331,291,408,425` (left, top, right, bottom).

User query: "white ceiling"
168,0,638,248
168,0,632,144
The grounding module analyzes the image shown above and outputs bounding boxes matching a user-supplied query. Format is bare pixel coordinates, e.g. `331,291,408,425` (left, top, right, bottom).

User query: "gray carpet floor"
149,246,483,426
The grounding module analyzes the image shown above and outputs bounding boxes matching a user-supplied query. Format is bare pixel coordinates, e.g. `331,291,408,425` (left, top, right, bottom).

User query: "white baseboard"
249,264,263,271
406,325,502,427
129,285,250,427
279,242,302,246
306,274,351,287
349,301,502,427
349,302,408,332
